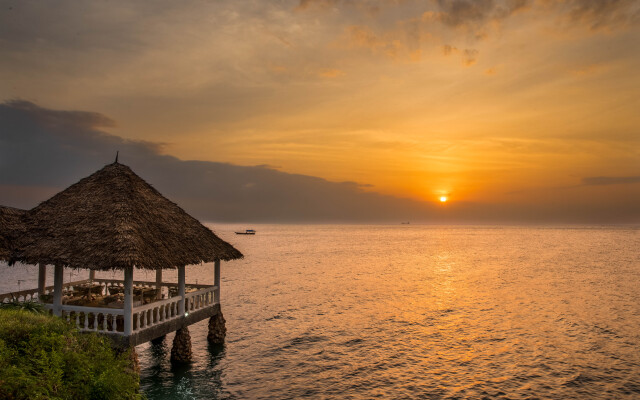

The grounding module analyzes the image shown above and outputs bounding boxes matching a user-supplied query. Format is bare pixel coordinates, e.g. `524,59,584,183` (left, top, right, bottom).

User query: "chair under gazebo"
0,161,243,362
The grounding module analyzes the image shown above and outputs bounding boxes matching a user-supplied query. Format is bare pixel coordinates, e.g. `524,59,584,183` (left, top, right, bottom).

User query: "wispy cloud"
582,176,640,186
0,100,438,222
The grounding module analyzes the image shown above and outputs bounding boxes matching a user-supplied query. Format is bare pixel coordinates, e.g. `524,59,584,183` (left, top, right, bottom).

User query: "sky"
1,0,639,223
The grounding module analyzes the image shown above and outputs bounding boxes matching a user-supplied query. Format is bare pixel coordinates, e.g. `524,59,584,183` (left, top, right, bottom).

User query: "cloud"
442,44,457,55
0,100,439,223
462,48,479,65
296,0,339,10
3,101,637,224
346,25,403,59
318,68,345,78
582,176,640,186
431,0,530,37
441,45,479,66
548,0,640,31
5,99,116,129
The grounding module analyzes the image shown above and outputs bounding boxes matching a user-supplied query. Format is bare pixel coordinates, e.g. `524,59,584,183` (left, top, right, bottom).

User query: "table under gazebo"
0,160,242,362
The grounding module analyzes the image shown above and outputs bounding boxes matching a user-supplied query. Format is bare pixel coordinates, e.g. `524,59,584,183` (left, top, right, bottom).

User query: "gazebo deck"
0,279,220,347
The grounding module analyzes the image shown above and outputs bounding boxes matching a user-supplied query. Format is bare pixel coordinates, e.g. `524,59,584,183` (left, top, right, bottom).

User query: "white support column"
38,263,47,296
124,266,134,335
214,260,221,304
53,265,63,316
156,269,163,300
178,265,186,316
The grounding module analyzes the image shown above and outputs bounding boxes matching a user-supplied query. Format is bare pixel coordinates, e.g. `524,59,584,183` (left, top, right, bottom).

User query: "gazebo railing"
43,304,125,334
185,285,217,313
132,294,182,333
0,278,212,303
0,280,91,303
1,281,220,337
131,285,218,333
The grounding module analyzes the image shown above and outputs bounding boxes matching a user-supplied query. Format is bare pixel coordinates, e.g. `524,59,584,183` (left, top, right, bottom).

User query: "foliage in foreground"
0,309,143,400
0,300,46,314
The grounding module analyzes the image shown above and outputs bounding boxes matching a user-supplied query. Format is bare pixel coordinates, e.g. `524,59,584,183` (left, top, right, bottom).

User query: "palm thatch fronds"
0,206,26,262
13,162,242,270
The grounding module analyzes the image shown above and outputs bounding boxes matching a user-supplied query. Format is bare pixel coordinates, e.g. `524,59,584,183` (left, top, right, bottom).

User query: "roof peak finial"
115,151,119,164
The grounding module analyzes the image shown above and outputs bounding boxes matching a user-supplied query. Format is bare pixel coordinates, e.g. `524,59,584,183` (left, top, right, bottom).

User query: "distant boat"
235,229,256,235
401,222,410,224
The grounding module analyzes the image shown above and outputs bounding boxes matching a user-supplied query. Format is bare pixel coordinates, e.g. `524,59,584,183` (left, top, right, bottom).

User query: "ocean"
2,224,640,399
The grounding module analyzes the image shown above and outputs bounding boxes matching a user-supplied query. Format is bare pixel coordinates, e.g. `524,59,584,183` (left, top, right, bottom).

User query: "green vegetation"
0,299,46,314
0,308,143,400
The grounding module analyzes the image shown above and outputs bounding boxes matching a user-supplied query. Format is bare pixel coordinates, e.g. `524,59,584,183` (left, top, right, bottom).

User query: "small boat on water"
235,229,256,235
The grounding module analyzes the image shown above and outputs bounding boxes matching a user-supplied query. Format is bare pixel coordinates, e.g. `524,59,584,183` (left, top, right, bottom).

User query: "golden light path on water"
135,224,640,399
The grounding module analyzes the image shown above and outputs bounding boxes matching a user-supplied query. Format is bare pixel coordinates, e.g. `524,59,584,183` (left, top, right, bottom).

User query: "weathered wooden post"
124,266,133,335
89,270,95,280
53,264,63,316
37,263,46,296
208,260,226,344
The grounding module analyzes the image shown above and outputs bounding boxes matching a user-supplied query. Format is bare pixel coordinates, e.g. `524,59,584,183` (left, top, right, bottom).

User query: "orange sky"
1,0,639,212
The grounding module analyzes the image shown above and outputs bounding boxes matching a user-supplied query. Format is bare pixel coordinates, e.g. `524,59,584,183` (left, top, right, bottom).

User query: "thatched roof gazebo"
15,161,241,269
2,161,242,350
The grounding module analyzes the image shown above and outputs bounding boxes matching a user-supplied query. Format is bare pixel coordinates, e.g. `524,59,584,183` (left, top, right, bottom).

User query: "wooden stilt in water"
207,305,226,344
170,327,192,363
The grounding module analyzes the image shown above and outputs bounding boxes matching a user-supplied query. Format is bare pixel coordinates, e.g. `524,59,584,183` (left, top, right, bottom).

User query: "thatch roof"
13,162,242,270
0,206,26,262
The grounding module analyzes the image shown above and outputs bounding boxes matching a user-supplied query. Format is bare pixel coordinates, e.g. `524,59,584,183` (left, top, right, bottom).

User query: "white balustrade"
184,286,218,313
131,294,182,332
2,281,219,337
43,304,125,335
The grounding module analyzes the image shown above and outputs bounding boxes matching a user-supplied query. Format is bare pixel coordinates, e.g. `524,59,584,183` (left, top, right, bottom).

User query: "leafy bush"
0,309,143,399
0,300,46,314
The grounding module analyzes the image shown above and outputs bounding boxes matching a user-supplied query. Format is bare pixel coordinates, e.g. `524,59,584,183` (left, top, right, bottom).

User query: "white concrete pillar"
124,266,134,335
38,263,46,296
214,260,220,304
178,265,186,316
53,265,63,316
156,269,163,300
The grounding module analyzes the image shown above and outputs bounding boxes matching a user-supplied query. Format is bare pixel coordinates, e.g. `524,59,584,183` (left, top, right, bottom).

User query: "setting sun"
440,196,448,203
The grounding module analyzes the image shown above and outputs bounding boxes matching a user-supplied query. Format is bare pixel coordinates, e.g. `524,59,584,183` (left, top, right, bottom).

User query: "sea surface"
2,225,640,399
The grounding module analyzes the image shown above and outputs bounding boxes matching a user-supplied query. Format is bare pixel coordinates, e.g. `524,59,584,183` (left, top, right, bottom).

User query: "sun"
440,196,448,202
